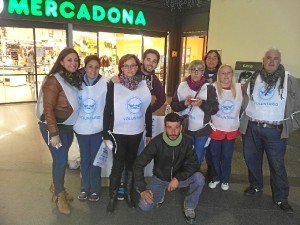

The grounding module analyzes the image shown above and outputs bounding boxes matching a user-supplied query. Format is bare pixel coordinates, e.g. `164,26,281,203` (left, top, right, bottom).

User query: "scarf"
249,64,285,100
204,68,218,83
186,75,207,91
162,132,182,147
59,68,82,90
119,73,142,91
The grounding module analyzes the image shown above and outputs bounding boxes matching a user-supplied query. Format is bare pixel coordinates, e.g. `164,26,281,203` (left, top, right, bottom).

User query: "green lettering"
31,0,43,17
122,9,133,25
92,5,105,21
45,0,58,17
107,7,121,24
77,3,90,20
59,1,75,19
135,11,146,26
8,0,30,15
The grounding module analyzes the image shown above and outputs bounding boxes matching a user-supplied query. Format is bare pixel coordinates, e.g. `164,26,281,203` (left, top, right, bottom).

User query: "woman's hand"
184,95,192,106
50,135,62,149
190,98,203,107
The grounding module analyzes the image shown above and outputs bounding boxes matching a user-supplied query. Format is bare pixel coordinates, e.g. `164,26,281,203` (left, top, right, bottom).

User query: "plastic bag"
93,142,109,168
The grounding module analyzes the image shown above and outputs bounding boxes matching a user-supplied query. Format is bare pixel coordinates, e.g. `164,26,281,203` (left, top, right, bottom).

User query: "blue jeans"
138,172,205,211
193,135,209,164
75,132,102,194
39,122,74,195
243,122,289,202
210,138,235,183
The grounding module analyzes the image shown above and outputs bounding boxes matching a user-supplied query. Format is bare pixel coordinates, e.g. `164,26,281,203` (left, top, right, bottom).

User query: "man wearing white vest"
240,48,300,214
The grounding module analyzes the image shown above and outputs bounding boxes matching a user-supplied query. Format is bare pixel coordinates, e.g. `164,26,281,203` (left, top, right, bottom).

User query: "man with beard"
240,48,300,214
140,49,166,113
134,113,204,225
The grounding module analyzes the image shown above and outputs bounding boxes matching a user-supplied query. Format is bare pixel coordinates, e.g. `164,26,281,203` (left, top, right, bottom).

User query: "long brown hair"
48,48,80,76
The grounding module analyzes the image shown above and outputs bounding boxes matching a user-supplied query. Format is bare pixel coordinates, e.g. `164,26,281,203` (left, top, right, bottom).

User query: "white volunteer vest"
245,73,288,122
36,73,79,125
211,83,242,132
73,76,107,134
177,81,209,131
113,81,151,135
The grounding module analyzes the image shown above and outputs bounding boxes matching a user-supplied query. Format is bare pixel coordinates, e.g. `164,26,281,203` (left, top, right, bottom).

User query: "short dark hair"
143,49,160,63
164,112,183,125
84,55,100,68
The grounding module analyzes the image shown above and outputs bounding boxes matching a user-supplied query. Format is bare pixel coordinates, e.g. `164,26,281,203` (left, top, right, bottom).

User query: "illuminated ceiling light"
165,0,207,11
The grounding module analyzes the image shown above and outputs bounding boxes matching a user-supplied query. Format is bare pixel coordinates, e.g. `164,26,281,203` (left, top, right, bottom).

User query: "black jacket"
133,133,199,193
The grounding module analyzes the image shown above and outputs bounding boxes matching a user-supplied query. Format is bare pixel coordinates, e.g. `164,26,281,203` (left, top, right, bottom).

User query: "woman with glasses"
170,60,219,167
103,54,152,213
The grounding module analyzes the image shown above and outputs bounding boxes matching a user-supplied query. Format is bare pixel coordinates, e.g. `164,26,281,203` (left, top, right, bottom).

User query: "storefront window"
181,36,206,79
0,27,66,103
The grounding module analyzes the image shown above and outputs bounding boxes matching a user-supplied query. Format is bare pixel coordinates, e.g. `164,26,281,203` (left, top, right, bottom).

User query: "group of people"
36,46,300,224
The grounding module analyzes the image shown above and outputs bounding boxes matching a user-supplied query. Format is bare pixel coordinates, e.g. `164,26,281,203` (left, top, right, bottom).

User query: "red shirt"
210,129,240,140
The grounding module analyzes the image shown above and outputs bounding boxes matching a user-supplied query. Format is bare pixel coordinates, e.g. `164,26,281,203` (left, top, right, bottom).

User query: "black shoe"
184,208,196,224
244,186,262,196
276,202,294,214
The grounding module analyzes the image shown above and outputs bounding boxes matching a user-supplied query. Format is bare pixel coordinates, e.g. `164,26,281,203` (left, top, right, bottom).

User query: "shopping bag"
93,142,109,168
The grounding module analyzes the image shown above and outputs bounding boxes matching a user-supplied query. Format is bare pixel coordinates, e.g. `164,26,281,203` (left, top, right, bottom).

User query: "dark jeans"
210,138,235,183
138,173,205,210
109,133,143,186
39,122,74,195
243,122,289,202
75,132,102,194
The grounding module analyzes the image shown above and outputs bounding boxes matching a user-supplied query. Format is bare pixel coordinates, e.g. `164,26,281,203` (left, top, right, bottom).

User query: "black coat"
133,133,199,193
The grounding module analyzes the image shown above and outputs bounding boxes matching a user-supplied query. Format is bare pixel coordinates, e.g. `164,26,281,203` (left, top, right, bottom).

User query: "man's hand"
140,190,154,204
167,177,179,192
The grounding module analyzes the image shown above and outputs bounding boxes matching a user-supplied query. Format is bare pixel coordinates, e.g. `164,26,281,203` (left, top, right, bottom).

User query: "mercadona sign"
3,0,147,27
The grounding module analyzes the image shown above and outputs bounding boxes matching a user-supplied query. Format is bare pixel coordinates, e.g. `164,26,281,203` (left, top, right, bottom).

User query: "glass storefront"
0,26,169,104
181,35,206,78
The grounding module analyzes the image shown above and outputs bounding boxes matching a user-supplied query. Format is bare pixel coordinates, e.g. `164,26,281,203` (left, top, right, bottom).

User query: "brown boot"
50,183,73,202
56,191,70,215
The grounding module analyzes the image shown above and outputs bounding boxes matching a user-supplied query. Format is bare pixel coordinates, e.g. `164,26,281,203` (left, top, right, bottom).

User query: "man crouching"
133,113,205,224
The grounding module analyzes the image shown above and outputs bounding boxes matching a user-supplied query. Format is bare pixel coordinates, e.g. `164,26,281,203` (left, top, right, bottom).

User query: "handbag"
181,87,202,133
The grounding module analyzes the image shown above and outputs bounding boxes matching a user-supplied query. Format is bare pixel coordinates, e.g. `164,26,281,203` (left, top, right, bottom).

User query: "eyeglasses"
190,69,204,74
123,64,138,69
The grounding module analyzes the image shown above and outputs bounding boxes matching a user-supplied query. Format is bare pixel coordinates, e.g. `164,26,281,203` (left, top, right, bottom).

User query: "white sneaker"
208,181,220,189
221,183,229,191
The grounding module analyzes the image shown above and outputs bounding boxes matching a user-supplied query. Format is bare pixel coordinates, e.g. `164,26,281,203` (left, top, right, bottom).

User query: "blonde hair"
216,64,237,99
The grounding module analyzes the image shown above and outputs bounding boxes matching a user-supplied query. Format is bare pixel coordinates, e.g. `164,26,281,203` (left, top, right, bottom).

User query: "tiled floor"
0,103,299,225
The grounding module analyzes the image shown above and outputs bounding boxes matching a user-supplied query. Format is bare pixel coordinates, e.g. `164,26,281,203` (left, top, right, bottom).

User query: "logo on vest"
83,98,96,114
127,97,142,114
258,86,275,100
220,100,234,114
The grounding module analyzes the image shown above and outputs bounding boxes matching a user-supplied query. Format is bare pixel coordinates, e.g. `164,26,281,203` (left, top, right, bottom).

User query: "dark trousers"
210,138,235,183
109,133,143,187
39,122,74,195
243,122,289,202
76,132,102,194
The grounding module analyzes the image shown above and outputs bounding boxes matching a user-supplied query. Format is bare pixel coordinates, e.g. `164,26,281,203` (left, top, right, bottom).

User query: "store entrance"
180,34,207,79
0,26,168,104
0,27,67,104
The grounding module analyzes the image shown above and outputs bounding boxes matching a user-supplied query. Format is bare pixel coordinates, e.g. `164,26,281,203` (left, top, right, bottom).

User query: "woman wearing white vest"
170,60,219,167
73,55,107,202
103,54,152,213
208,65,243,191
36,48,82,214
